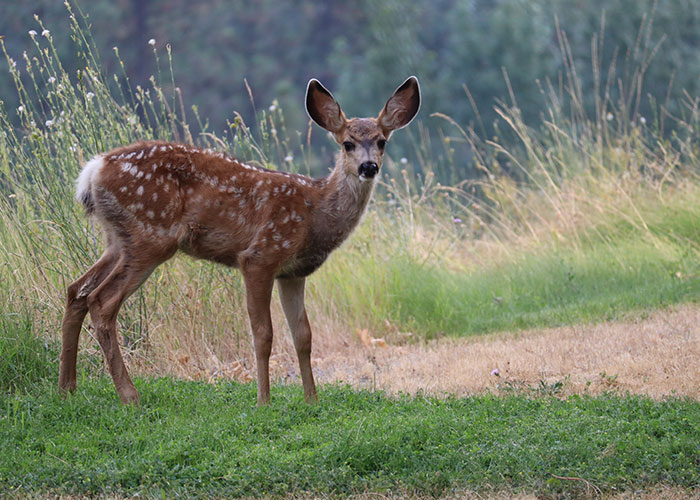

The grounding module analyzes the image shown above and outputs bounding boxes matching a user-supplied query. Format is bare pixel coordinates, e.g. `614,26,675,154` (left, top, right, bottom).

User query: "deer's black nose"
358,161,379,178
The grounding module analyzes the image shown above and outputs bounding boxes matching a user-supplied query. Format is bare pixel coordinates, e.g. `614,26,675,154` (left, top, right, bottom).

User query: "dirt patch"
134,304,699,399
309,305,700,399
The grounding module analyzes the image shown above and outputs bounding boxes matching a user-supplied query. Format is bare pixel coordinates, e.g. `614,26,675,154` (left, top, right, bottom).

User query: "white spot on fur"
146,210,155,219
282,240,291,248
119,186,128,193
136,186,144,196
145,173,152,180
152,193,158,202
136,151,144,159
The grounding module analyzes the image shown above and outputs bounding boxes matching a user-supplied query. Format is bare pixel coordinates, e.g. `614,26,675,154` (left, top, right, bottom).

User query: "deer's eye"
377,139,386,150
343,141,355,152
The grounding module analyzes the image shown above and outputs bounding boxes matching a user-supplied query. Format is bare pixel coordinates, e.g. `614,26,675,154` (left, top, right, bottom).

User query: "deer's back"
88,141,318,271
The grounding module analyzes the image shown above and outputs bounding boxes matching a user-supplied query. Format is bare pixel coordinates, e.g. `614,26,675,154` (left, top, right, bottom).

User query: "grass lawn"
1,367,699,497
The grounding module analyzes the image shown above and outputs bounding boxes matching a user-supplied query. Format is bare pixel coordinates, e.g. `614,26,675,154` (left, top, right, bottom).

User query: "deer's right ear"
305,79,347,135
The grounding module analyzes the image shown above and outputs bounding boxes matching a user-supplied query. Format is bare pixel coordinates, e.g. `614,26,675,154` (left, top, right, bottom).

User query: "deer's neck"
313,160,375,249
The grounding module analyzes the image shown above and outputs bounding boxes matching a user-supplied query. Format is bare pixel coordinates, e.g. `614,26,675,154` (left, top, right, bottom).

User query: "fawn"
59,76,420,405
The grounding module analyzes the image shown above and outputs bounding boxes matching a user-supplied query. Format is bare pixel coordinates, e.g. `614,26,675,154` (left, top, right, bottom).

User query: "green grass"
2,381,699,498
0,314,59,394
318,192,700,338
380,239,700,337
2,323,699,498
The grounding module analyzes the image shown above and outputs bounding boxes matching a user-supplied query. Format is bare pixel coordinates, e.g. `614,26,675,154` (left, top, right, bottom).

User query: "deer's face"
338,119,387,181
305,76,421,183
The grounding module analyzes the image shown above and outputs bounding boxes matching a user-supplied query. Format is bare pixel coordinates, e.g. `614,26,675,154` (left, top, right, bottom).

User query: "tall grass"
1,3,700,382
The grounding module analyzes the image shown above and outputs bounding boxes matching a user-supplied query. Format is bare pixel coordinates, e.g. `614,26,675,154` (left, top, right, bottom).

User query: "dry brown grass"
308,304,700,399
109,301,700,400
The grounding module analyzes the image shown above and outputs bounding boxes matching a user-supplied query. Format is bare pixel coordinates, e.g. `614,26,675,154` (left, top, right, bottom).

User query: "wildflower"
148,38,156,46
17,106,24,113
400,157,408,164
491,368,500,377
45,119,54,127
639,116,647,125
9,58,16,68
284,155,293,163
69,145,77,152
48,76,56,84
28,30,37,37
268,104,276,112
606,112,613,121
85,92,95,100
41,29,50,37
453,217,462,224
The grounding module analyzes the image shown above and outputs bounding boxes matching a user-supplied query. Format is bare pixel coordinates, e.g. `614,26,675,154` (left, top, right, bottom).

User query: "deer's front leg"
277,277,318,403
242,268,275,405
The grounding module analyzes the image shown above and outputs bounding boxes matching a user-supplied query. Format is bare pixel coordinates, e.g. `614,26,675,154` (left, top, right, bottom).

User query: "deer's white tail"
76,155,104,214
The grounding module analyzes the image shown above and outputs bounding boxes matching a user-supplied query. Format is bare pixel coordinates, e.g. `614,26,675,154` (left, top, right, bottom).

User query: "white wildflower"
17,106,24,113
606,112,614,121
9,58,16,68
45,119,54,127
284,155,293,163
28,30,37,37
148,38,156,46
400,157,408,164
268,104,276,112
85,92,95,100
48,76,56,84
41,29,50,37
640,116,647,125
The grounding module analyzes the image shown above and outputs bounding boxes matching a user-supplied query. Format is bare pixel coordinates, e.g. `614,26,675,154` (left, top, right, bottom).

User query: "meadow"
1,6,699,499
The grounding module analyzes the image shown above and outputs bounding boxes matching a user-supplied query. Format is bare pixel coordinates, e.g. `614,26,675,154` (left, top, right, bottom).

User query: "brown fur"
59,77,420,405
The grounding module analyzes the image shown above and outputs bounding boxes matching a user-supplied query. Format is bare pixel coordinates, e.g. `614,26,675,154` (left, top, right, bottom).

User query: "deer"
59,76,420,406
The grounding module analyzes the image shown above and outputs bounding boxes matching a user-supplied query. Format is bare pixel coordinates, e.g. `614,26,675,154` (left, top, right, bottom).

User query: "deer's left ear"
306,79,347,136
377,76,421,137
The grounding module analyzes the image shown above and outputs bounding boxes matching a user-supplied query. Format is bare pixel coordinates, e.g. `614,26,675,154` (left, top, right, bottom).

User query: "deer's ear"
377,76,421,136
305,79,347,135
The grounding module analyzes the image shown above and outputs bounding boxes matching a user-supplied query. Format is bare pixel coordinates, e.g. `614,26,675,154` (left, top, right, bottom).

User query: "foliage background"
2,0,699,178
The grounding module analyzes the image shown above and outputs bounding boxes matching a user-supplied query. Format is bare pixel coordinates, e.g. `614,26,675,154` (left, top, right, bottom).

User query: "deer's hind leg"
59,250,120,396
86,250,167,405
